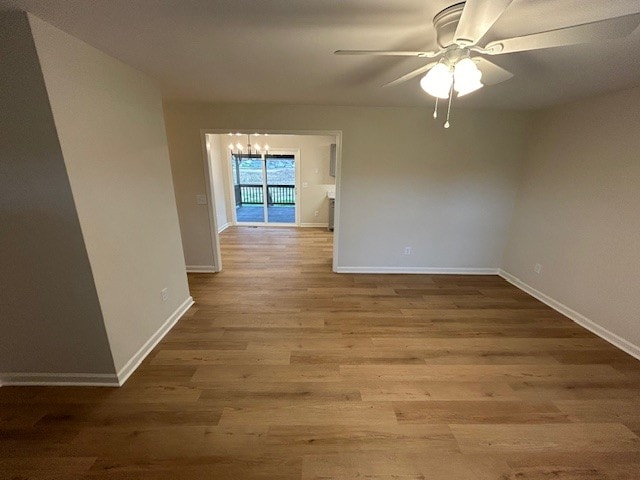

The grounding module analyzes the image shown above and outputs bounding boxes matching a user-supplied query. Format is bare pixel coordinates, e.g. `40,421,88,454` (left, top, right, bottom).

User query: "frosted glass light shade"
454,58,483,97
420,63,453,99
456,78,483,96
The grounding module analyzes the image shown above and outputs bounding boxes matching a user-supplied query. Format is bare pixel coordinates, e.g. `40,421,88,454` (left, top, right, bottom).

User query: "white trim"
116,296,195,385
331,134,342,273
498,269,640,361
0,372,119,387
226,146,238,226
201,135,222,272
301,222,329,228
335,267,500,275
218,222,230,233
186,265,217,273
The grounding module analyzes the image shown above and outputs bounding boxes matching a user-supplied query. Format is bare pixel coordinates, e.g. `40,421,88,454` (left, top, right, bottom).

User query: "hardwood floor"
1,226,639,479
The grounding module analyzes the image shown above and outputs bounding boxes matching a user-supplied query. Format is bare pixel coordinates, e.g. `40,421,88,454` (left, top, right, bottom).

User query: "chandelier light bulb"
264,144,270,151
255,144,261,151
420,63,453,99
236,143,243,150
453,58,483,97
228,143,234,150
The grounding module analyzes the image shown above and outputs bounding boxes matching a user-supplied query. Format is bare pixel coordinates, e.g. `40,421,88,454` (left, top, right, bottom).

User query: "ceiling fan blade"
454,0,515,46
334,49,440,58
484,12,640,55
383,62,437,87
474,57,513,85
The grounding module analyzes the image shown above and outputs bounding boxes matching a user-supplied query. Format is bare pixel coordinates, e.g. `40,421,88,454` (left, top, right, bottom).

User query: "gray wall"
0,12,115,376
503,86,640,351
29,15,192,374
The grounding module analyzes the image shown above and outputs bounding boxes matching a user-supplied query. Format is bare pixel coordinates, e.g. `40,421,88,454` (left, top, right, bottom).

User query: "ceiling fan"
335,0,640,127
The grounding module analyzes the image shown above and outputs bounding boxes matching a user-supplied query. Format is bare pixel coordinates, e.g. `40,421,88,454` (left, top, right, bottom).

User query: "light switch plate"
196,194,207,205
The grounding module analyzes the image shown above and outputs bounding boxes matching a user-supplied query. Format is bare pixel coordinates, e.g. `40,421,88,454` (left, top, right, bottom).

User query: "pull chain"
444,84,454,129
433,97,439,119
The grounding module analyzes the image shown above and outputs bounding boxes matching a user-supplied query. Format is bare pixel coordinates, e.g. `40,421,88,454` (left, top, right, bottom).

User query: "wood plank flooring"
1,226,640,479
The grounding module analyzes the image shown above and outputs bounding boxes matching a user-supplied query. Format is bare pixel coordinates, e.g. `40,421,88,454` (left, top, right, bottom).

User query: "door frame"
227,148,301,227
200,129,343,273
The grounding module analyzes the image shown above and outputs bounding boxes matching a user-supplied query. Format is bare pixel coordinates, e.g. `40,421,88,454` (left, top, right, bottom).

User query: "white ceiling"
3,0,640,109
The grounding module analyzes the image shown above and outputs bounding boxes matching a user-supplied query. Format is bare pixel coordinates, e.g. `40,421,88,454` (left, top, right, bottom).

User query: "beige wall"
30,15,191,373
164,102,529,270
503,86,640,351
0,12,115,377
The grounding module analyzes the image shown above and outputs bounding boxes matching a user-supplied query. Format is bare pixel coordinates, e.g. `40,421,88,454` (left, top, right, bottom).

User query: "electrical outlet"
534,263,543,274
196,194,207,205
314,210,319,217
161,288,168,301
404,246,412,255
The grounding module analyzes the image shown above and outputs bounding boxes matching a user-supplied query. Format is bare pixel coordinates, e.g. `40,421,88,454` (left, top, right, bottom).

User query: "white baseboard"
186,265,217,273
498,269,640,361
0,371,119,387
0,296,195,388
335,267,500,275
300,222,329,228
116,296,194,385
218,222,230,233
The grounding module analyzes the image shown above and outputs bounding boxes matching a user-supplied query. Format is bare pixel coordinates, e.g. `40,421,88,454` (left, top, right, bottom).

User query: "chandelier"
420,50,483,128
228,133,270,156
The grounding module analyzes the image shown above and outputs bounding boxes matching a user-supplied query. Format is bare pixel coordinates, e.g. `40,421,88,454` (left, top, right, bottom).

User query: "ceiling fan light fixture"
336,0,640,114
420,63,453,99
453,57,483,96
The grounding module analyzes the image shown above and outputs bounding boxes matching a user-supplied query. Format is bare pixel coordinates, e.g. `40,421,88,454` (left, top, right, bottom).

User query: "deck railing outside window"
235,184,295,206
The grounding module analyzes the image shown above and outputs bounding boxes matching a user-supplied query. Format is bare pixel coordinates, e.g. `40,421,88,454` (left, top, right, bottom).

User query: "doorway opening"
201,131,341,272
